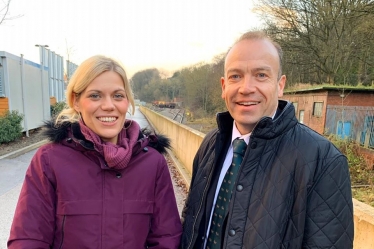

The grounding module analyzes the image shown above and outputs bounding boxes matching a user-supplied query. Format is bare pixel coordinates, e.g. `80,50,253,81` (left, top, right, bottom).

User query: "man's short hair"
227,31,283,79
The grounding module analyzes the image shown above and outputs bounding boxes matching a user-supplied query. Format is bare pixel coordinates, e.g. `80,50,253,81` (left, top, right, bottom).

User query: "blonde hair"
56,55,135,125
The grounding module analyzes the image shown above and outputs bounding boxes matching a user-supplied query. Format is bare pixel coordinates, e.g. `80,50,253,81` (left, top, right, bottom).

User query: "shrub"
51,101,67,117
189,108,209,120
327,134,373,186
0,110,24,144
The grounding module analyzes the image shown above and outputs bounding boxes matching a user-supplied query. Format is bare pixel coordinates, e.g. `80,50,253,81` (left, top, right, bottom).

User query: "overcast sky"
1,0,262,77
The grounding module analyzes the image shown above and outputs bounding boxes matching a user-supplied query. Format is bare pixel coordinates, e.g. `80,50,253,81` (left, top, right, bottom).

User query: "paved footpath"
0,107,186,248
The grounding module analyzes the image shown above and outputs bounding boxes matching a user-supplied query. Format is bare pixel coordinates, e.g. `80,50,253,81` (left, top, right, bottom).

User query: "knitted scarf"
79,120,140,170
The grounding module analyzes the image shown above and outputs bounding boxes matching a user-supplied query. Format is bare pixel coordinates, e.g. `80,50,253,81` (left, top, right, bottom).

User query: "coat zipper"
58,215,66,249
187,153,215,249
101,167,106,248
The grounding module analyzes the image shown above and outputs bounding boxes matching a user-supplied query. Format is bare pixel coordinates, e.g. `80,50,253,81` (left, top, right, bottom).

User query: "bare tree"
65,39,77,82
0,0,22,25
255,0,374,85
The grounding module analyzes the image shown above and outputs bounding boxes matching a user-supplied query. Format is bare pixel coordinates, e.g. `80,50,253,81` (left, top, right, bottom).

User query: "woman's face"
74,71,129,144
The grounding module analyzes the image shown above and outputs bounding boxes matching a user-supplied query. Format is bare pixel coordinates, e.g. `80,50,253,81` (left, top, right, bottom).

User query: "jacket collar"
216,100,298,139
42,119,171,154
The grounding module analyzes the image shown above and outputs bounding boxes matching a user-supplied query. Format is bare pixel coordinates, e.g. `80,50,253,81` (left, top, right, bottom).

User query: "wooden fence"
0,98,9,116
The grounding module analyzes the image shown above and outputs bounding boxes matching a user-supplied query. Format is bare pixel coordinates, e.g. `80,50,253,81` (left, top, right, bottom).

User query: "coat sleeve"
146,156,182,249
303,154,354,248
7,148,56,249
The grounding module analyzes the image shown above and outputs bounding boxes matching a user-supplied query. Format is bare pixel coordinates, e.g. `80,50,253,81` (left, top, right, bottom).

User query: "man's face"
221,39,286,134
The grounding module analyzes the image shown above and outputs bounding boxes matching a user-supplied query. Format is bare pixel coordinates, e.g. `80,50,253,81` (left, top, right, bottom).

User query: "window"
299,110,304,124
313,102,323,117
292,102,298,114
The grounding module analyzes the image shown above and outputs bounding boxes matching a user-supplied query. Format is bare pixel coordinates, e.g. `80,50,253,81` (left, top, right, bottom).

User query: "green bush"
51,101,67,117
0,110,24,144
328,134,373,185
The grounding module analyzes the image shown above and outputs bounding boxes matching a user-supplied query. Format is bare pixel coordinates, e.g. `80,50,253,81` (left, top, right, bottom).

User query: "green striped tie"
206,138,247,249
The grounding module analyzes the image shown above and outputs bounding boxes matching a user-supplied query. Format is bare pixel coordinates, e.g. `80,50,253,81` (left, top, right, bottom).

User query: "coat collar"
42,120,171,155
216,100,298,139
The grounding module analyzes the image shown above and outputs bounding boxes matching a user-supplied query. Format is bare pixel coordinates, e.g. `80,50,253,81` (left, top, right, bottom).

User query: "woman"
8,55,182,248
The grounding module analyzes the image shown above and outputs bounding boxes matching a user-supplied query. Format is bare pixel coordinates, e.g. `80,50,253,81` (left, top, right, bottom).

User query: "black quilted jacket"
181,100,354,249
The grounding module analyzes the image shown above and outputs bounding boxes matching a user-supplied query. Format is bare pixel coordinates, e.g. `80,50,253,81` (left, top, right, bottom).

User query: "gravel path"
165,154,188,215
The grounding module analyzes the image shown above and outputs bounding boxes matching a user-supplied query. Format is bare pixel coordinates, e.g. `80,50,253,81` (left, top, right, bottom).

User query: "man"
180,31,354,249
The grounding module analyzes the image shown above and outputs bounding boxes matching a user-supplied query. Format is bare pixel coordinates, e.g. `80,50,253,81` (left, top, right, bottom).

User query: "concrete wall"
139,106,374,249
353,199,374,249
139,106,204,175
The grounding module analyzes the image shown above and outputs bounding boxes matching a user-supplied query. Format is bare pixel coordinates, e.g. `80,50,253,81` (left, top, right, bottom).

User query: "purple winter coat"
8,121,182,249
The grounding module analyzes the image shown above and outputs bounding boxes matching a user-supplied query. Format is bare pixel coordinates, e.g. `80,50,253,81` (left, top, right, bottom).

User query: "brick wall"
282,91,328,134
284,90,374,171
327,91,374,106
358,147,374,170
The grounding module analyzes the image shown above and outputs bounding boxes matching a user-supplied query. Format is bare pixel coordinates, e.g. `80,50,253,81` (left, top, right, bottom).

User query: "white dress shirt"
203,121,250,248
204,109,277,248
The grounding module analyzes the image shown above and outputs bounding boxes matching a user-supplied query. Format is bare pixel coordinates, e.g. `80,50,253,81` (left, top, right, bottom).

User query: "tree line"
131,0,374,118
255,0,374,86
130,54,226,119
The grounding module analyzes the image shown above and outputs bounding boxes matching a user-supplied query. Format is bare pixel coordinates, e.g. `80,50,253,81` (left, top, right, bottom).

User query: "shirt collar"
231,108,277,145
231,121,250,145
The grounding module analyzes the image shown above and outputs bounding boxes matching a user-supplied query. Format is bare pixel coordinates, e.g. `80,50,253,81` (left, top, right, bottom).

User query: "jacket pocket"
122,200,154,248
122,200,154,214
57,200,103,215
55,200,102,249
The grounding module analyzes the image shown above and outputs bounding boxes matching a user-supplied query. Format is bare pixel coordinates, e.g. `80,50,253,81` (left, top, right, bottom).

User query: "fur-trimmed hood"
42,120,171,155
